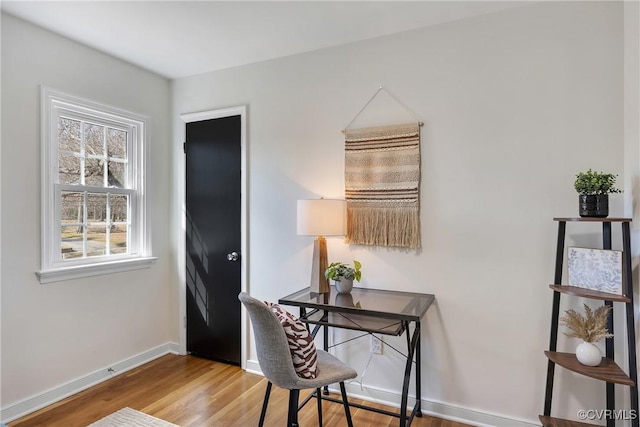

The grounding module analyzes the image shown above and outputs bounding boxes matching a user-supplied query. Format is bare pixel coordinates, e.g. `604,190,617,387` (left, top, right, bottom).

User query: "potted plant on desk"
574,169,621,218
325,260,362,294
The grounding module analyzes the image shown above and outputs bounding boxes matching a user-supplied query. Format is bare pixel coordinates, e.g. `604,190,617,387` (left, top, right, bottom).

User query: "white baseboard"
245,359,538,427
1,342,180,423
245,359,262,376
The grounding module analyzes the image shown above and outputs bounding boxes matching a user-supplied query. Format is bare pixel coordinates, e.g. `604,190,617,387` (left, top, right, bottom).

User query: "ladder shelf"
541,218,638,427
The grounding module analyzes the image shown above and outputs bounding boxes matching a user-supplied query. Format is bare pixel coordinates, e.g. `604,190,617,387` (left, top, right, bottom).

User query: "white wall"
0,1,634,425
0,13,177,419
173,2,628,424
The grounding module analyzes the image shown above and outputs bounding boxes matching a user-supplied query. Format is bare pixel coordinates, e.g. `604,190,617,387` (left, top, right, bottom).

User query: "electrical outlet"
370,334,383,355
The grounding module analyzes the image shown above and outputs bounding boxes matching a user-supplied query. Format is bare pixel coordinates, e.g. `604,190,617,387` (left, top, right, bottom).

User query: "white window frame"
38,87,155,284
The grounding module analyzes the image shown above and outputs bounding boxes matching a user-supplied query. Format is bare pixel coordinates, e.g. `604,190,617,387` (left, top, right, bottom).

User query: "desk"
279,285,435,427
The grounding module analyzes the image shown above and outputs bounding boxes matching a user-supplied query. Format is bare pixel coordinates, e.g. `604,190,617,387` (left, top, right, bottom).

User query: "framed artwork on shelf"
567,247,623,295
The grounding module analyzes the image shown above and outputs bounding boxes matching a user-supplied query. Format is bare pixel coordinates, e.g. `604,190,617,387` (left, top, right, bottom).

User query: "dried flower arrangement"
561,303,613,343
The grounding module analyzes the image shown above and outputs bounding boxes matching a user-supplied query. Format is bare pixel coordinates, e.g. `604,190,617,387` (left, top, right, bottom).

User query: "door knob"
227,251,239,262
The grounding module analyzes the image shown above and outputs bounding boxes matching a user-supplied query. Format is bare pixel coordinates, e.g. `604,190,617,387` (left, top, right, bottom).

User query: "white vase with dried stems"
560,303,613,367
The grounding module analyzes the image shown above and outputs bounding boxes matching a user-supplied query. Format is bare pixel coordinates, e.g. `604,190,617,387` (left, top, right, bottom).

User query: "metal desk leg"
323,311,330,395
415,321,422,418
400,321,421,426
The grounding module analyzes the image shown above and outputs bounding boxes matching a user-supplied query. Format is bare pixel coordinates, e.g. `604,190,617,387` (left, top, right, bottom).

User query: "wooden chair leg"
316,387,323,426
287,389,300,427
258,381,272,427
339,382,353,427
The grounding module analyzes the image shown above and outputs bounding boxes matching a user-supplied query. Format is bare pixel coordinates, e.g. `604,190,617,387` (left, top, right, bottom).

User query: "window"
38,87,155,283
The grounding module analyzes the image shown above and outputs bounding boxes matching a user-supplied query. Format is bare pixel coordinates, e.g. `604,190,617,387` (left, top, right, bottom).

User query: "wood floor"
8,354,471,427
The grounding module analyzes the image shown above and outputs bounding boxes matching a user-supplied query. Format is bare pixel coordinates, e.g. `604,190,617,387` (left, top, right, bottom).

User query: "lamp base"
310,236,330,294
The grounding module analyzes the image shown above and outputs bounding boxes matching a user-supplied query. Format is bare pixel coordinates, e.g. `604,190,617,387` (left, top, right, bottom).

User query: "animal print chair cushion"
266,302,318,379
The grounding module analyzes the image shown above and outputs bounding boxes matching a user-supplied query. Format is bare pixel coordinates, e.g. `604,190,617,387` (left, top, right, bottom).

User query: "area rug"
88,407,179,427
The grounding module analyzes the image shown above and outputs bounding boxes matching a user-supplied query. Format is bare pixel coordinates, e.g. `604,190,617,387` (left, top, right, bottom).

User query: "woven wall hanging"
344,122,421,249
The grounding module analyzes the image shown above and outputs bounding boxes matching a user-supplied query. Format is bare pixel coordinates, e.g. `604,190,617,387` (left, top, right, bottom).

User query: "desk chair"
238,292,357,427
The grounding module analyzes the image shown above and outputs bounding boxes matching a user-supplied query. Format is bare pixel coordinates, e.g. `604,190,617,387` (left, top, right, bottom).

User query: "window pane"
85,159,104,186
87,225,106,257
59,154,81,184
107,161,125,188
110,224,128,254
87,193,107,222
86,192,107,256
107,128,127,159
61,225,83,260
110,194,128,254
61,192,84,222
84,123,104,156
58,118,81,153
110,194,128,222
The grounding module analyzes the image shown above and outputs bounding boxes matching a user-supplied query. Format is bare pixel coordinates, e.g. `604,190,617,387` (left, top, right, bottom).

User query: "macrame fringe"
345,205,420,249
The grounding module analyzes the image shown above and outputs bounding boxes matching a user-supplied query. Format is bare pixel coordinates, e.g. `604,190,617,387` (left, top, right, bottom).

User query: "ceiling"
1,1,526,79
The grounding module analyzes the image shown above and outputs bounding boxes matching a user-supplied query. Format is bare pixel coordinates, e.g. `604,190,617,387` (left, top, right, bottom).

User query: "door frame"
179,106,248,369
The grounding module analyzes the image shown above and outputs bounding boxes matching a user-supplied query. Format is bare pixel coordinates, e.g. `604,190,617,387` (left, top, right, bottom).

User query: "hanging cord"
327,315,414,390
327,328,375,391
342,86,424,133
347,350,374,391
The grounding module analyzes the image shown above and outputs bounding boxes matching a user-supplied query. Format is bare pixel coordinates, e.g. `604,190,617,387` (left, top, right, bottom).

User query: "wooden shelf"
553,217,632,223
548,285,631,303
539,415,602,427
545,351,634,386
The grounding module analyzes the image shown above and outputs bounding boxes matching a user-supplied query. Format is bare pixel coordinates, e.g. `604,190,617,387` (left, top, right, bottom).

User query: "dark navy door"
185,115,241,365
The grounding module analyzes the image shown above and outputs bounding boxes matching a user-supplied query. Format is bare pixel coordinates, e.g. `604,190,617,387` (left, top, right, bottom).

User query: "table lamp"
297,198,346,294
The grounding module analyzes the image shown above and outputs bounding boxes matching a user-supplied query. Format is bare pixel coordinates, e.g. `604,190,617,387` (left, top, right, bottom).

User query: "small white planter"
576,341,602,366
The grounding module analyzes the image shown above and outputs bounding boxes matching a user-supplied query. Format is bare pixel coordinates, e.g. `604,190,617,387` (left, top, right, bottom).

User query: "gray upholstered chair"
238,292,357,427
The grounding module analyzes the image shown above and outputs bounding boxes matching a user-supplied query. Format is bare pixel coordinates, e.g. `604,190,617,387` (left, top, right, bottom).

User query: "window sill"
36,256,158,284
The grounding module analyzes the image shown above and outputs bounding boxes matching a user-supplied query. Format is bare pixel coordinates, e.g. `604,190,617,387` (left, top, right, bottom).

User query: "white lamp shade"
297,199,346,236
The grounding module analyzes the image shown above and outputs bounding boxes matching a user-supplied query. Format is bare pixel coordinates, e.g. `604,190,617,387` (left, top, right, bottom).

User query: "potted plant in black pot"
574,169,621,218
